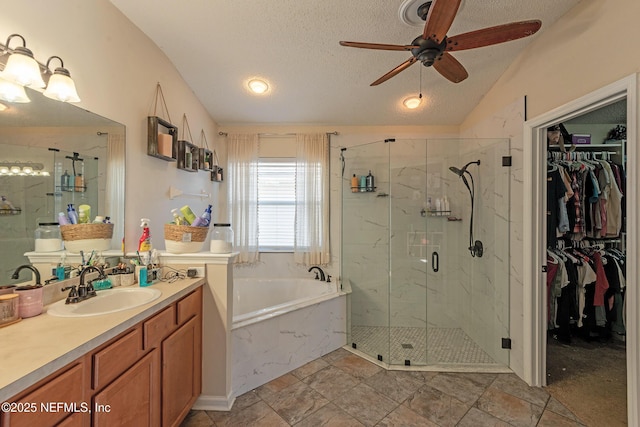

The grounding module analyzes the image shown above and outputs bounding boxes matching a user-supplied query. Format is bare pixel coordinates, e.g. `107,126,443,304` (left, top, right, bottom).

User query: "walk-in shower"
341,138,511,370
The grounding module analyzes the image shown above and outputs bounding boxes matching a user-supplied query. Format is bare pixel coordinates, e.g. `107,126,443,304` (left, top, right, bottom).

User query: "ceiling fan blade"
422,0,462,43
371,57,418,86
446,20,542,51
433,52,468,83
339,41,418,51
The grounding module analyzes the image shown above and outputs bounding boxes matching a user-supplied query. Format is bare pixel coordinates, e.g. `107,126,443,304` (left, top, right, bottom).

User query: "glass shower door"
425,138,511,366
342,140,391,363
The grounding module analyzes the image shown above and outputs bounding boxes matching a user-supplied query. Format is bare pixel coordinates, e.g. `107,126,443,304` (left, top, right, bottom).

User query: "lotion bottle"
67,204,78,224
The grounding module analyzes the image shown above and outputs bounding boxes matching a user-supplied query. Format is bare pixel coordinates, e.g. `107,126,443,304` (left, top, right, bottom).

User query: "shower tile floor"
350,326,496,365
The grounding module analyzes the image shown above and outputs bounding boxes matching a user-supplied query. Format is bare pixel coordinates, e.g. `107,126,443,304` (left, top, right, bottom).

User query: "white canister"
34,222,63,252
210,223,233,253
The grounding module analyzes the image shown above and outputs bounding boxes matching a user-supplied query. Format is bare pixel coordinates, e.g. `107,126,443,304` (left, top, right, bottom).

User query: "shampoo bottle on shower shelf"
67,204,78,224
434,198,441,214
366,170,374,191
359,175,366,192
61,170,71,191
443,196,450,213
138,218,152,252
351,174,358,192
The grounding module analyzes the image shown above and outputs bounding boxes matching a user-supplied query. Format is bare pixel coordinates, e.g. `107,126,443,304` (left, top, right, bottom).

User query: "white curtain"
227,134,259,264
294,133,330,266
105,132,125,252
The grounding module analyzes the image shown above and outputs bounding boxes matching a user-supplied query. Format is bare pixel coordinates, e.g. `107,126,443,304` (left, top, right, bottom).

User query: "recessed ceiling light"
403,95,422,109
248,79,269,94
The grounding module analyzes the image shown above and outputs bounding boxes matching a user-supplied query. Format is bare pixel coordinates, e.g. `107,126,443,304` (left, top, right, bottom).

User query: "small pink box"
572,134,591,144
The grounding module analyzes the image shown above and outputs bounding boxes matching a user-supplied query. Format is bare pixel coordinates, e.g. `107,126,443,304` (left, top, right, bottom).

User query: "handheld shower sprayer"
448,160,483,257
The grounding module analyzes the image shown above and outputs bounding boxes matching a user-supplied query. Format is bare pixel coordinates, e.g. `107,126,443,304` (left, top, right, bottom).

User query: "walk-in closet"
545,98,627,424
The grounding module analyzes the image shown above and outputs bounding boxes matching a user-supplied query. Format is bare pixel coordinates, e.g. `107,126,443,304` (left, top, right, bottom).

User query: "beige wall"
462,0,640,131
1,0,219,252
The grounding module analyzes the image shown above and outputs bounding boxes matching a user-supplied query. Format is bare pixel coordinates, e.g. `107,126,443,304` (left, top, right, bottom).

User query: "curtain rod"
218,131,338,137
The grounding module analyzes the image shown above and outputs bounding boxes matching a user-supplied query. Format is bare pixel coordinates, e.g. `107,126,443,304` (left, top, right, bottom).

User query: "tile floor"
182,347,585,426
350,326,496,365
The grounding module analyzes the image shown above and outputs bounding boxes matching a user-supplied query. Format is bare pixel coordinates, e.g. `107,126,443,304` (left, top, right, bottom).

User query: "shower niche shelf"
427,210,451,217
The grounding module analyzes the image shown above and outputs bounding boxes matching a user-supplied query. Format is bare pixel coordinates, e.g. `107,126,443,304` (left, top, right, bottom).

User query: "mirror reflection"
0,88,125,285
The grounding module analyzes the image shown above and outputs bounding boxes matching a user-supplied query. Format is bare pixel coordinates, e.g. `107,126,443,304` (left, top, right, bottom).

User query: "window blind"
257,158,296,250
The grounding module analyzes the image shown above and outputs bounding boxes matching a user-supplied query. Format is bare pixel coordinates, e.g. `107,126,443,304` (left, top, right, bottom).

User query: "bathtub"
231,277,347,398
233,278,338,328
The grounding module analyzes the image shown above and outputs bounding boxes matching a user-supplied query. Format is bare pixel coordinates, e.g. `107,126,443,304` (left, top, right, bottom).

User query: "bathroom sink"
47,287,162,317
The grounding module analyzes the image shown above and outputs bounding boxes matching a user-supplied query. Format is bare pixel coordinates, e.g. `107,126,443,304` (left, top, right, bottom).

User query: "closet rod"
218,131,338,137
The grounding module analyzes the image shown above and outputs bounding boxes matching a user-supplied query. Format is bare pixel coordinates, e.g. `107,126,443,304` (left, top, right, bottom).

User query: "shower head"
449,166,464,176
449,160,481,177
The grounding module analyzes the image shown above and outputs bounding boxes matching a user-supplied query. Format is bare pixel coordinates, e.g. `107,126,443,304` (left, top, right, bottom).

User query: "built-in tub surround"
231,277,346,398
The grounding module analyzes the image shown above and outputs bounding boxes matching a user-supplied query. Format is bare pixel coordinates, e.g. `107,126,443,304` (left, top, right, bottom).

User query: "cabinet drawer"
92,327,142,390
2,363,84,427
176,287,202,325
143,305,176,350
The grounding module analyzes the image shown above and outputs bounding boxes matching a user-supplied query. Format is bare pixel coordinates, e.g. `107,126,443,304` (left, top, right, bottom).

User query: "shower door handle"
431,251,439,272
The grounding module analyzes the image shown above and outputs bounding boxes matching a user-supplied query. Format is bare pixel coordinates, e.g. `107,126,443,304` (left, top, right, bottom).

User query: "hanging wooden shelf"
147,116,178,162
177,140,199,172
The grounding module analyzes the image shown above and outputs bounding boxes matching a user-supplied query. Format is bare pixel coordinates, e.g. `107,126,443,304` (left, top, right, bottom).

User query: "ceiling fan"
339,0,541,85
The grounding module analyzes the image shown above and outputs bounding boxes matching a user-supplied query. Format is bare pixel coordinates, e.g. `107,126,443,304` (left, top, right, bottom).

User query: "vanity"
0,277,204,427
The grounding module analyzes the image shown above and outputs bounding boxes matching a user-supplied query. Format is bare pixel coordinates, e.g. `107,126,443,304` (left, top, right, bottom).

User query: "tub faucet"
11,264,42,286
308,266,326,282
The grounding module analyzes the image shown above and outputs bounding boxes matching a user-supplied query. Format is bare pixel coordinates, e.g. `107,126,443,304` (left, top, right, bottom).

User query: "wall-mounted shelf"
147,116,178,162
177,140,199,172
198,148,213,172
350,186,376,193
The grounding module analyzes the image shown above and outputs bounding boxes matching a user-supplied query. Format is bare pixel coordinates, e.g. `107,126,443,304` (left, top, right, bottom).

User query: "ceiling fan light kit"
341,0,541,86
403,95,422,109
247,78,269,94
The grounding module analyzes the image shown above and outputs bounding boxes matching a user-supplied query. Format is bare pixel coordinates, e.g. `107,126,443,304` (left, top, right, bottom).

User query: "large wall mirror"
0,88,125,285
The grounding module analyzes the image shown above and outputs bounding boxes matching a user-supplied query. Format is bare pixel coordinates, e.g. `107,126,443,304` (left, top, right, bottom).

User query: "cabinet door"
92,350,160,427
162,316,201,427
1,362,84,427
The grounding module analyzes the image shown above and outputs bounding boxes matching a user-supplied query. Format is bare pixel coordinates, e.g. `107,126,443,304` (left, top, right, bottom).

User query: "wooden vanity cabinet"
0,286,202,427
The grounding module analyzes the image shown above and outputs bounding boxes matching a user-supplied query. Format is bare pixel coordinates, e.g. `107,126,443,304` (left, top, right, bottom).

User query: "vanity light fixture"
248,79,269,94
0,33,81,103
42,56,80,102
0,77,30,103
0,162,47,177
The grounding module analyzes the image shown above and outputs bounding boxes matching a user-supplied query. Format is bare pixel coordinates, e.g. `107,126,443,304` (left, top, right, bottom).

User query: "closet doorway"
523,74,638,426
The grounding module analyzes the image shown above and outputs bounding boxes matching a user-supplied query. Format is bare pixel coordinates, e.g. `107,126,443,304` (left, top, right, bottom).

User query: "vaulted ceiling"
111,0,581,126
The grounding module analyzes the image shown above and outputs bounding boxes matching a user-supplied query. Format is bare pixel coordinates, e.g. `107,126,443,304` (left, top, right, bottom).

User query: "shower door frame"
523,74,638,425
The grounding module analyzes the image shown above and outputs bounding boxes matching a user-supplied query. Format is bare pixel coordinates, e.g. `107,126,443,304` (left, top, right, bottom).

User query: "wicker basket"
60,223,114,253
164,224,209,254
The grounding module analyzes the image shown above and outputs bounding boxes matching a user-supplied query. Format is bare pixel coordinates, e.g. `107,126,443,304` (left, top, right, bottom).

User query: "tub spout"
308,266,326,282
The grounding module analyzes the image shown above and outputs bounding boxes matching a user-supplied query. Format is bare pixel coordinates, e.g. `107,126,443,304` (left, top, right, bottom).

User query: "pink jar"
15,285,44,318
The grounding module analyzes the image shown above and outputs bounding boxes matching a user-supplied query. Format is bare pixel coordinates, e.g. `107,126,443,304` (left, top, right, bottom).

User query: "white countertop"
0,277,205,402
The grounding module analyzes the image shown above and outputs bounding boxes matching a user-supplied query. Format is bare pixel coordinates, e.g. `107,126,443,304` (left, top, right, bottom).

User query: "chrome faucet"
11,264,42,286
308,266,326,282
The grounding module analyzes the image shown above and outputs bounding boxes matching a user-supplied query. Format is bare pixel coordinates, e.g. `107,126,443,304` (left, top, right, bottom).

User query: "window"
257,158,296,250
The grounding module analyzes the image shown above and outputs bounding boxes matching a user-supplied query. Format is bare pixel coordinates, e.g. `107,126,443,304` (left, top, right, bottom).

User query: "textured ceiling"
111,0,581,127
